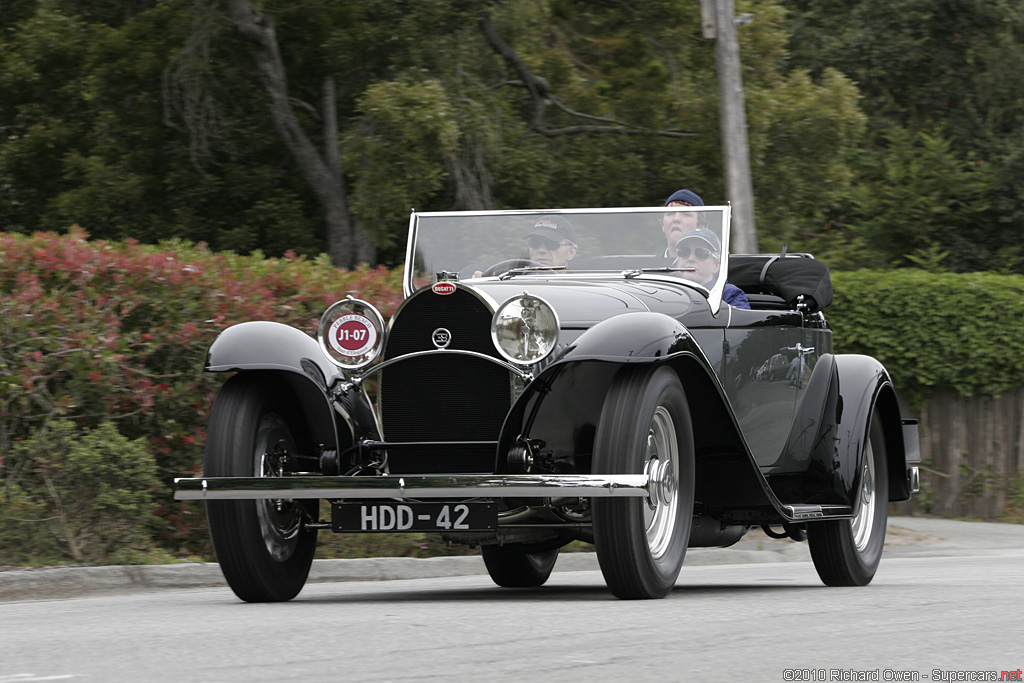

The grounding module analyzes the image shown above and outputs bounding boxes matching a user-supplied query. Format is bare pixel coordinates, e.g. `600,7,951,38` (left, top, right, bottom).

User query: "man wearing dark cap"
674,226,750,309
664,189,750,309
524,215,577,268
471,215,577,277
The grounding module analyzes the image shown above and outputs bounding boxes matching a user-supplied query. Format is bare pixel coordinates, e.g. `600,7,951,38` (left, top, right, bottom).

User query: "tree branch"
479,13,697,139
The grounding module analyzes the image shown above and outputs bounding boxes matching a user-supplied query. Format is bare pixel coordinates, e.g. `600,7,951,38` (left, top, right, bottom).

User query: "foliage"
1,0,890,269
2,421,158,565
343,76,460,246
0,228,403,563
782,0,1024,272
829,269,1024,402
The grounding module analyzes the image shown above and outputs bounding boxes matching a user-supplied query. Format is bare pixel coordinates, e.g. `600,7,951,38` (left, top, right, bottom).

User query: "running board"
173,473,652,501
782,504,854,521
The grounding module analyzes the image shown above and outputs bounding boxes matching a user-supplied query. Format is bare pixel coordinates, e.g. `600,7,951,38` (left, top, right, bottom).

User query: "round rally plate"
327,313,378,358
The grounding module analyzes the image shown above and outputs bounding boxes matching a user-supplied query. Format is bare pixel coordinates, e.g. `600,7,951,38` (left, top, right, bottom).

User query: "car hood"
469,277,698,328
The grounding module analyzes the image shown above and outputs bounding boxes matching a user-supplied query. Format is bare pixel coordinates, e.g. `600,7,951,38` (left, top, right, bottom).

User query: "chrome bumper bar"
173,473,652,501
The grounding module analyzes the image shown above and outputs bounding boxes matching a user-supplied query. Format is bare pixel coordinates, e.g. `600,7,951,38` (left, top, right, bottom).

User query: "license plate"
331,502,496,532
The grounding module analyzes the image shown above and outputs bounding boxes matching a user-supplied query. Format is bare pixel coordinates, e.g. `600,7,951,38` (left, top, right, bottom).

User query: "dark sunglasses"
676,246,714,261
528,236,571,250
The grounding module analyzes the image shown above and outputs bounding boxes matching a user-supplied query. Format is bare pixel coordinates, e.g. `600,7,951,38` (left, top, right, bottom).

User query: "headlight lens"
317,297,386,369
491,293,559,364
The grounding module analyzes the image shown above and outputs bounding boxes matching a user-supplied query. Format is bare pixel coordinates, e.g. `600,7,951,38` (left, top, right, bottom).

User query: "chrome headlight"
317,297,386,369
491,293,559,365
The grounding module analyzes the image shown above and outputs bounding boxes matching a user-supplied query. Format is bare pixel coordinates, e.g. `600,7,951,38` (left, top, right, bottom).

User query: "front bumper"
173,473,652,501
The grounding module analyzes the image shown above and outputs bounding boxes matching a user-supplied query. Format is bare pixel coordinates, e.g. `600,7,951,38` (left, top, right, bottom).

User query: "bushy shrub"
3,421,158,564
0,228,403,562
829,269,1024,402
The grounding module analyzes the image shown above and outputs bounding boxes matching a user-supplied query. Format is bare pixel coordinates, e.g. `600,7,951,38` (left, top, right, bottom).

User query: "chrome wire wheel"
850,440,877,553
253,414,303,563
644,407,680,560
592,366,694,599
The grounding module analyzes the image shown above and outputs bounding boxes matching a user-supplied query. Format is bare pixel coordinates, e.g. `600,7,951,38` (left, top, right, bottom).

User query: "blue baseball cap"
664,189,704,207
675,228,721,254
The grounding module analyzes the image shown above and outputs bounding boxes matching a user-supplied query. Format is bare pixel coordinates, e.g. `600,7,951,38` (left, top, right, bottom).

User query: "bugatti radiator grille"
380,288,511,474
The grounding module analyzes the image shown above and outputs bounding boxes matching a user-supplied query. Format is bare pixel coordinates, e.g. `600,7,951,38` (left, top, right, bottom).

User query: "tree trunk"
225,0,374,268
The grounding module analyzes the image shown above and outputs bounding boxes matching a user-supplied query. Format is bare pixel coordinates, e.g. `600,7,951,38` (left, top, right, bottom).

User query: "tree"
783,0,1024,271
0,0,883,265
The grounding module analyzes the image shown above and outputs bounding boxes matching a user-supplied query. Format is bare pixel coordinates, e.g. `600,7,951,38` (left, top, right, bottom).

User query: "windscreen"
406,206,731,308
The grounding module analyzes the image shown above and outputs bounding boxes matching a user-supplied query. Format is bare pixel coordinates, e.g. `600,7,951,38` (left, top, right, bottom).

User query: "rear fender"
829,354,914,505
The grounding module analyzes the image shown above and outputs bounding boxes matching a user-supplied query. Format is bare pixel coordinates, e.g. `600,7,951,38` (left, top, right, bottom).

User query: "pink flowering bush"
0,227,403,563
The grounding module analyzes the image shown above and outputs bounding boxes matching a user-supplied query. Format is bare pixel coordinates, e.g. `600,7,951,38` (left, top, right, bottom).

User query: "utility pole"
701,0,758,254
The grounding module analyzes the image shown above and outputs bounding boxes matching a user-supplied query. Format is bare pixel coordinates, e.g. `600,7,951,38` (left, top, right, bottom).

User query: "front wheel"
205,374,318,602
481,543,560,587
592,366,695,599
807,409,889,586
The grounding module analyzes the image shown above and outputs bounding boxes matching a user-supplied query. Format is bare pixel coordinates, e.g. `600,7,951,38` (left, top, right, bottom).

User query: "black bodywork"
176,206,921,600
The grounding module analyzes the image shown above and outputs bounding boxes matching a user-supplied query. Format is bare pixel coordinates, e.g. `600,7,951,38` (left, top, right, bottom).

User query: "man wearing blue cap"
663,189,750,309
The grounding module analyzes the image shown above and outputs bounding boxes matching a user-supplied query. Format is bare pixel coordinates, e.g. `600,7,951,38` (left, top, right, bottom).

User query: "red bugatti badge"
432,282,457,295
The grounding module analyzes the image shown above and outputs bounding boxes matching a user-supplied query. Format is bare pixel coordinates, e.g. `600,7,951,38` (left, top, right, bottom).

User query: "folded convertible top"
728,251,833,312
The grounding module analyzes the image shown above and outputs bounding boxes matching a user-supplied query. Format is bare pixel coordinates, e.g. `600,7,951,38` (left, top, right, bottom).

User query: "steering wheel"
478,258,545,277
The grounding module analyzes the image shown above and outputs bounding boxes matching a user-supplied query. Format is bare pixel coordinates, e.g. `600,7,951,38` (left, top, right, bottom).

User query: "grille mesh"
380,288,511,473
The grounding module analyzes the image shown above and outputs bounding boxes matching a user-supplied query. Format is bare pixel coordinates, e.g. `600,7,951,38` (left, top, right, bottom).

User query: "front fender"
205,321,365,461
207,321,340,385
496,312,783,517
497,313,718,473
558,310,700,362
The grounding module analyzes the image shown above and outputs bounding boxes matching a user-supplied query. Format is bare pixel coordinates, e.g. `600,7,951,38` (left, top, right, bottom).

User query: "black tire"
481,544,560,587
205,374,317,602
807,409,889,586
592,366,695,599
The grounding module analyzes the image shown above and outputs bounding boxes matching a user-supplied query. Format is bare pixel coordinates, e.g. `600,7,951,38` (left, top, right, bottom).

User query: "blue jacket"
723,284,750,309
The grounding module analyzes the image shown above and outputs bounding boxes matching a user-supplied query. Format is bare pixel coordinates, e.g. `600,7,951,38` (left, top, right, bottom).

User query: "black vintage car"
174,205,920,601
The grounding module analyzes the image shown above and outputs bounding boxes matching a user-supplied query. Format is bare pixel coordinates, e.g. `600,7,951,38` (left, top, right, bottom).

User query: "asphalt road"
1,517,1022,682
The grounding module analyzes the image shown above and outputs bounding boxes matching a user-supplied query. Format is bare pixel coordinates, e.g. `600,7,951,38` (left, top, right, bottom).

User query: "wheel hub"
645,456,674,508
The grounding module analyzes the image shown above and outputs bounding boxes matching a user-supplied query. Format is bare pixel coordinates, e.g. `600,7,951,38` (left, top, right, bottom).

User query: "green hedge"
829,270,1024,402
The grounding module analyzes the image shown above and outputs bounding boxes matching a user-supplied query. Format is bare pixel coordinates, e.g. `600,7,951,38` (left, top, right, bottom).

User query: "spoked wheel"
807,409,889,586
592,366,695,599
205,374,318,602
481,543,560,587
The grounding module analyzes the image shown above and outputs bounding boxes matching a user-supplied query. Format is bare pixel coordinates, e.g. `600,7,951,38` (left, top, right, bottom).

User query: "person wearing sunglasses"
524,215,578,268
471,215,577,277
674,227,751,309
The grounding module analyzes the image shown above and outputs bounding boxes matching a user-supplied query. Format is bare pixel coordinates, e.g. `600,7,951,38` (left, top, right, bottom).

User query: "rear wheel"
592,366,694,599
807,410,888,586
205,374,317,602
481,543,559,587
